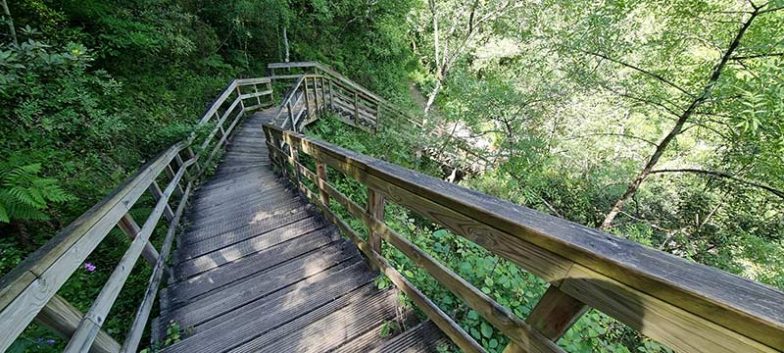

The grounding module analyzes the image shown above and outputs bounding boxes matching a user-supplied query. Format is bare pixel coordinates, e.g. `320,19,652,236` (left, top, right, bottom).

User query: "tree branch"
650,168,784,200
731,51,784,60
578,49,695,98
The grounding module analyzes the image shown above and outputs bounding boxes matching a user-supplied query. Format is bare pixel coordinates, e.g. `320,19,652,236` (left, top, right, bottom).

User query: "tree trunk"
424,79,442,114
601,8,761,230
1,0,17,45
282,26,290,62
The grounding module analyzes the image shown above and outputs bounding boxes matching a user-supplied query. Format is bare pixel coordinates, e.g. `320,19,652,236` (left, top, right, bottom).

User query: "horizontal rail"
268,62,422,128
0,76,273,352
264,123,784,353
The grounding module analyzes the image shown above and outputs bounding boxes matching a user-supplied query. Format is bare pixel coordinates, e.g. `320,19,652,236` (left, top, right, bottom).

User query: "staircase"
150,109,446,352
1,62,782,353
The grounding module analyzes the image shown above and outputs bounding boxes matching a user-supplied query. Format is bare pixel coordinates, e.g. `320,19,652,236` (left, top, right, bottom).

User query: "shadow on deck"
154,109,446,353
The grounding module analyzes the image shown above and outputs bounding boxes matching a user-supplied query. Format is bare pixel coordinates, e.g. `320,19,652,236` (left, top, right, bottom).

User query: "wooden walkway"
154,108,446,352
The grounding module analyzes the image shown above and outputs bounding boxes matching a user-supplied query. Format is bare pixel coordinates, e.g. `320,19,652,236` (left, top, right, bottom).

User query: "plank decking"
154,109,446,352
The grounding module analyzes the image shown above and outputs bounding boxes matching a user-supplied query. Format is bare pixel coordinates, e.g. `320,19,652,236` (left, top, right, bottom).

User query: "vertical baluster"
303,76,311,120
316,162,329,206
287,100,295,132
235,86,246,112
353,91,360,124
328,79,335,110
313,77,321,115
117,214,161,267
253,83,262,106
164,163,184,196
367,188,385,270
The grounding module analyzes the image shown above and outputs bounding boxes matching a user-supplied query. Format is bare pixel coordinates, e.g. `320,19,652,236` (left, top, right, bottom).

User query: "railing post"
353,91,360,123
36,295,121,353
117,214,161,269
367,187,385,266
303,76,311,120
185,146,201,176
164,163,185,196
502,285,587,353
287,100,295,131
252,83,262,106
328,79,335,110
286,135,302,190
316,162,329,206
235,86,246,111
313,77,321,115
147,181,176,222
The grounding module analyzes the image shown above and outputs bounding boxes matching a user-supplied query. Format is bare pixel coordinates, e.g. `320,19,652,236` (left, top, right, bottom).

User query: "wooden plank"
120,182,192,353
558,264,776,353
366,187,385,257
148,181,176,222
297,169,562,353
294,183,484,353
63,159,191,353
316,162,329,205
0,143,183,353
527,286,587,340
117,214,161,267
239,90,273,101
503,287,587,353
264,126,784,351
36,294,120,353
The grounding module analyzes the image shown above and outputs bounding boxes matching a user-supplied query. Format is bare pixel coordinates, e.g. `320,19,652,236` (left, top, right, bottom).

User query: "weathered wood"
117,214,161,267
316,162,330,205
502,286,587,353
36,294,120,353
295,164,561,353
0,143,183,353
120,181,192,353
263,124,784,352
527,286,587,340
366,187,385,258
148,181,176,222
64,159,190,353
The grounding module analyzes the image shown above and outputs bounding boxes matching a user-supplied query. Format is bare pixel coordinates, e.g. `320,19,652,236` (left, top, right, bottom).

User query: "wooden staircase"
1,62,783,353
152,110,445,352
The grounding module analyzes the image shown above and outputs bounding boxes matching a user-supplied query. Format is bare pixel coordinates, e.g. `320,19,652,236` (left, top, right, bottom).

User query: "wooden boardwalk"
155,109,446,352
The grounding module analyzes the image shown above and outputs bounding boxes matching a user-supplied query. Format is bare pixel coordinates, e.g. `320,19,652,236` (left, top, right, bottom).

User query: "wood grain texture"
36,294,120,353
263,124,784,352
0,143,183,353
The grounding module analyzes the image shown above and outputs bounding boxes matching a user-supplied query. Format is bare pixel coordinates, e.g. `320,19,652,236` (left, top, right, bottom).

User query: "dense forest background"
1,0,782,352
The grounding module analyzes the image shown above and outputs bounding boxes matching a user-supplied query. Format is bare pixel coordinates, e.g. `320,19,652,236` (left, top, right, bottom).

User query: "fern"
0,162,75,223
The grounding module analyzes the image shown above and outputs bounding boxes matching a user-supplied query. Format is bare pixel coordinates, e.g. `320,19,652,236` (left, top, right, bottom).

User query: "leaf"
480,322,493,338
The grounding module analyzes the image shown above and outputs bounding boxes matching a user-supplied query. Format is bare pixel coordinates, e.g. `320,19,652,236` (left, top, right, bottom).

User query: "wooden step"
167,229,337,305
226,286,401,353
160,243,363,334
370,321,449,353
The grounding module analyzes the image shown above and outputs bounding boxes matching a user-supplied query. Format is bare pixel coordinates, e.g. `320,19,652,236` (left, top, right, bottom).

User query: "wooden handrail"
0,78,273,352
268,62,422,128
263,123,784,353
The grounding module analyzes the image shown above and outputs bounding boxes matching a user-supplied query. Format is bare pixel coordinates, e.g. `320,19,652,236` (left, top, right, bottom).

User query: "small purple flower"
35,337,56,346
84,262,96,272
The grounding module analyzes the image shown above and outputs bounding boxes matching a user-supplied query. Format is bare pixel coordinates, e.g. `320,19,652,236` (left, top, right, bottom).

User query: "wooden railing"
269,62,422,129
0,77,273,353
263,122,784,353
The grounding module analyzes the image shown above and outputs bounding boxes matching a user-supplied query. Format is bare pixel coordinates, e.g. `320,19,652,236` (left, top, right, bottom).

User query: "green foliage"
0,162,73,222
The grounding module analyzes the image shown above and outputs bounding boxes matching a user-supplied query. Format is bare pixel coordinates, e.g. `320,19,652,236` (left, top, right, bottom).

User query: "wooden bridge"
1,62,783,353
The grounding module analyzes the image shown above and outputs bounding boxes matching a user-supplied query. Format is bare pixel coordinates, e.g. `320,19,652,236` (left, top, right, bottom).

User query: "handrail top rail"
0,141,186,309
268,62,421,125
263,122,784,348
0,77,273,344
